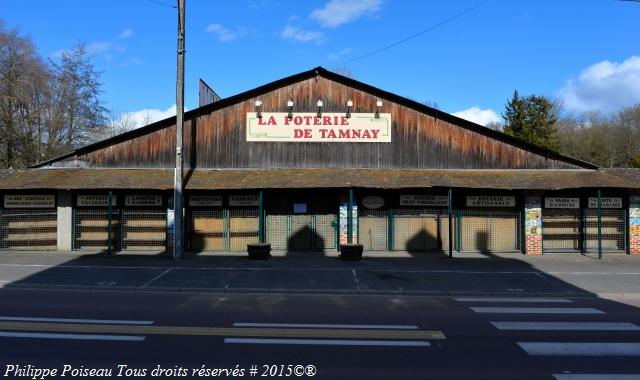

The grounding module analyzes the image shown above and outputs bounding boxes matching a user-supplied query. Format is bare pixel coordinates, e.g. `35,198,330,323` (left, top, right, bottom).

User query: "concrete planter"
339,244,363,261
247,243,271,260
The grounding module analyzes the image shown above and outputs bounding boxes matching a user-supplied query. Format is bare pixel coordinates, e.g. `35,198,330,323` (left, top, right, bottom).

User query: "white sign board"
466,196,516,207
293,203,307,214
189,195,222,207
229,195,259,206
246,112,391,142
77,195,117,207
400,195,448,207
545,197,579,209
4,195,55,208
125,195,162,207
361,196,385,209
588,197,622,208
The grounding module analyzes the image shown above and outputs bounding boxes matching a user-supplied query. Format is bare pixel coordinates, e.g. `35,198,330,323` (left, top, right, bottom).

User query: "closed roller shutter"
0,209,57,250
189,209,226,251
460,210,520,252
392,209,444,251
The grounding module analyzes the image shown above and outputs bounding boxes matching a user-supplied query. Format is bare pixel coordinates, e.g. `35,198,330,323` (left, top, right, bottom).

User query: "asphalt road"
0,289,639,379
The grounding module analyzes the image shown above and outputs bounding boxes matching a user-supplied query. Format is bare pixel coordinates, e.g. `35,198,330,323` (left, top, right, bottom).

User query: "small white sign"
189,195,222,207
125,195,162,207
466,196,516,207
229,195,259,206
588,197,622,208
77,195,117,207
4,195,55,208
361,196,385,209
545,197,579,209
400,195,448,207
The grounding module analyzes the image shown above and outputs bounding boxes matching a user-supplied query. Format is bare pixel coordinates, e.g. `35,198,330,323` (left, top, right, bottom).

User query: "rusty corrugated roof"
0,168,637,190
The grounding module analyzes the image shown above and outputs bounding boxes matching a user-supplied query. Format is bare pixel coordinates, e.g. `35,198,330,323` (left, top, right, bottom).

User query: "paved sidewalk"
0,250,639,298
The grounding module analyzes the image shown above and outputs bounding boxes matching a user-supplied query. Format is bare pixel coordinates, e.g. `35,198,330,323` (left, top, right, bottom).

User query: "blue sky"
2,0,639,127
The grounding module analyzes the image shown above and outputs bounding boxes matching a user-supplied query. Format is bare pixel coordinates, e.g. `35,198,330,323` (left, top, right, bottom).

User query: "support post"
347,188,354,244
630,195,640,255
523,195,543,255
387,208,394,251
258,190,264,243
107,190,113,254
448,188,453,258
597,188,603,260
172,0,186,260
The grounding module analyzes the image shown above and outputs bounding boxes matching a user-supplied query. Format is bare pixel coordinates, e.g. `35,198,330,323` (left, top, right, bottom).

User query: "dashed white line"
224,338,430,346
0,316,154,325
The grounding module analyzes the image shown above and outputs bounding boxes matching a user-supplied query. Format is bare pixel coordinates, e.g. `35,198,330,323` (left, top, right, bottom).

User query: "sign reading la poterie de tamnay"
246,112,391,142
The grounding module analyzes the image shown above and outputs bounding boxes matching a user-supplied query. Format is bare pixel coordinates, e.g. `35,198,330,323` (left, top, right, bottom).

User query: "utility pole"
173,0,185,260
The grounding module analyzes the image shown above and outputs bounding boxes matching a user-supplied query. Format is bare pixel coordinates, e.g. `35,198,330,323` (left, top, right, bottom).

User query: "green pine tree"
503,90,558,150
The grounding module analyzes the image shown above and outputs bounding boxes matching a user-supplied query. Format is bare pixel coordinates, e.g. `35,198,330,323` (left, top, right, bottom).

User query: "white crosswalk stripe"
518,342,640,356
470,307,603,314
455,297,572,303
554,375,640,379
491,321,640,331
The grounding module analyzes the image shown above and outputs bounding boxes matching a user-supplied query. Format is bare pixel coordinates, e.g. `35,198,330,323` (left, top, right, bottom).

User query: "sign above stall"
4,195,55,208
125,195,162,207
466,196,516,207
588,197,622,208
77,195,117,207
189,195,222,207
400,195,448,207
229,195,259,206
545,197,579,209
246,112,391,142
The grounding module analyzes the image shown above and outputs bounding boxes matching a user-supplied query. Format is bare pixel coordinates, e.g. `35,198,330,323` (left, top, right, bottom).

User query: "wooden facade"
36,68,591,170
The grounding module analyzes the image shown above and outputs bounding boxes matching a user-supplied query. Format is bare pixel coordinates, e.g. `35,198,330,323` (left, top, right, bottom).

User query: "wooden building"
0,67,639,256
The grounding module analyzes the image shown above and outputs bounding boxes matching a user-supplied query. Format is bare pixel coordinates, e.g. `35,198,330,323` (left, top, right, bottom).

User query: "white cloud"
119,28,133,39
86,41,113,55
558,55,640,113
116,105,186,130
280,25,324,44
452,106,501,126
119,57,143,67
328,47,352,61
311,0,381,28
205,23,249,42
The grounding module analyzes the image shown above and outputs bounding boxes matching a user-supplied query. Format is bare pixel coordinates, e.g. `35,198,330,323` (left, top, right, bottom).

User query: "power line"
332,1,489,68
147,0,177,9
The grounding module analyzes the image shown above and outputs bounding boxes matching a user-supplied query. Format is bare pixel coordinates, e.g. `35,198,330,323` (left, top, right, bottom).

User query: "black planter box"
339,244,363,261
247,243,271,260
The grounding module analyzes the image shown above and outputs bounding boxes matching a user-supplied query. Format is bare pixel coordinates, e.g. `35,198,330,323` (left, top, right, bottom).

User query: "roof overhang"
0,168,637,191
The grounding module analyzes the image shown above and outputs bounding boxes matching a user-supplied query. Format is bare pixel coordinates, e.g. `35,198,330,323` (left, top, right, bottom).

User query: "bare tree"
0,22,50,168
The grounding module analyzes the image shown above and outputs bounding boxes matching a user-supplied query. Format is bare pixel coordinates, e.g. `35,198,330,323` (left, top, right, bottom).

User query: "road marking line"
0,321,445,340
0,331,145,341
140,268,172,288
233,323,418,330
554,375,640,379
471,307,603,314
0,316,154,325
224,338,431,347
492,322,640,331
455,297,572,303
518,342,640,356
